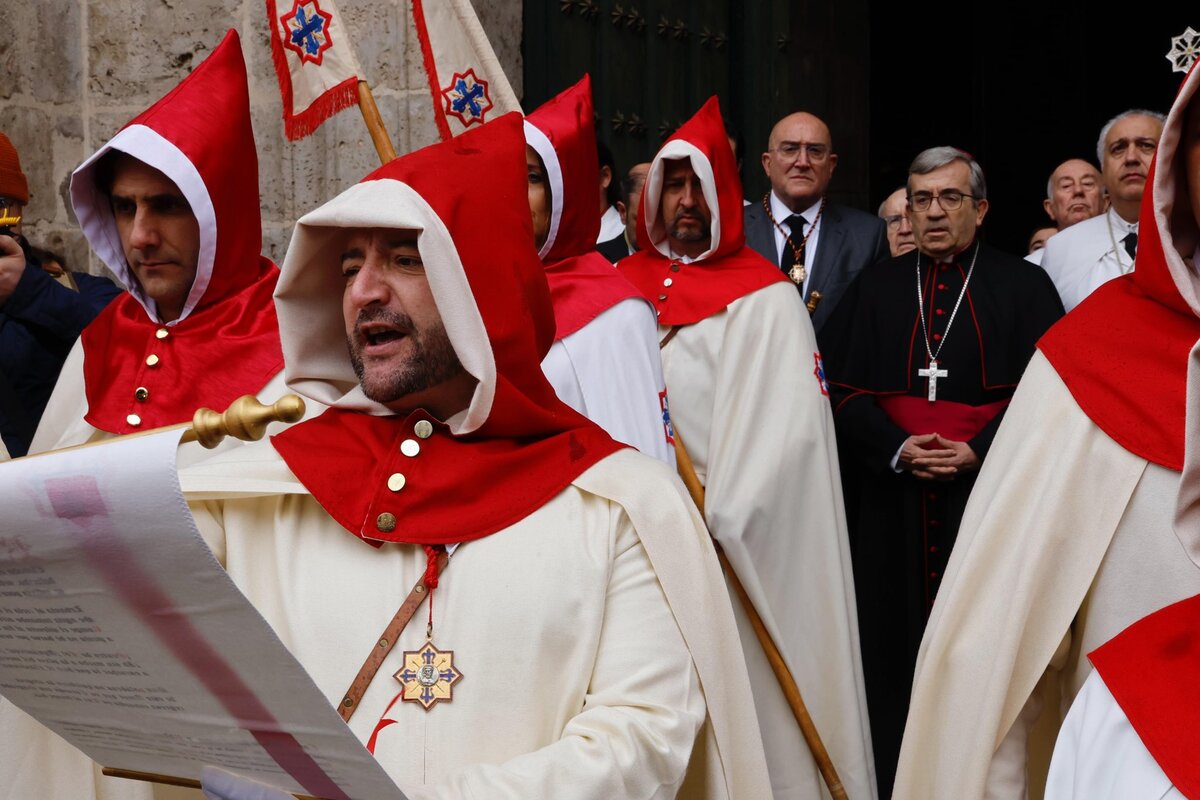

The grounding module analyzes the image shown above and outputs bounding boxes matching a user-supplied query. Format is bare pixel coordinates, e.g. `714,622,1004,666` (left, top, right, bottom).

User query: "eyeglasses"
908,190,975,212
883,214,906,229
771,142,831,163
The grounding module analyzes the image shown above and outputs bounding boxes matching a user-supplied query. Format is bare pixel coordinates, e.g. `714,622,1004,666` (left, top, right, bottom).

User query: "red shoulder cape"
1089,593,1200,797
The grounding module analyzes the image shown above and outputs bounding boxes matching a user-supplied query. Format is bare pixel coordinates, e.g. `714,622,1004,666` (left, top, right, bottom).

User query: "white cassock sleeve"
1045,670,1180,800
541,297,674,466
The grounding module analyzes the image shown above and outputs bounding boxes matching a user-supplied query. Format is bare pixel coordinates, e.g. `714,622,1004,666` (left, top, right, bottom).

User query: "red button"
930,571,939,579
933,333,941,341
940,264,949,271
929,545,938,553
937,283,946,289
936,308,945,316
930,519,940,527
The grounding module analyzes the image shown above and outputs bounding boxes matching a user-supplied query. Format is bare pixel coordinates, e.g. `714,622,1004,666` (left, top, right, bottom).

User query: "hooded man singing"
0,112,772,799
28,31,286,456
895,60,1200,800
619,98,874,800
523,76,673,464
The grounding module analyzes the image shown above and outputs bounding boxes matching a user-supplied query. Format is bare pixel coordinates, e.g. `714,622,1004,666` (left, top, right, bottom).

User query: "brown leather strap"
337,550,450,722
659,325,682,350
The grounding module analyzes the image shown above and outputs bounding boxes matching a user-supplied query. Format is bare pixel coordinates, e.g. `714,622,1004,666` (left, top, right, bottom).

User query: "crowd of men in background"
1,43,1190,796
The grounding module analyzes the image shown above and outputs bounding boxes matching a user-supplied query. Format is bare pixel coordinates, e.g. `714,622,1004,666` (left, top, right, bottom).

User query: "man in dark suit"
597,162,649,264
744,112,888,334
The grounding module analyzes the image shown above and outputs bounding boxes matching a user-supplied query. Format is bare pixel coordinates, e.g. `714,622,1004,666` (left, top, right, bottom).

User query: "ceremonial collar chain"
915,241,980,364
762,194,824,284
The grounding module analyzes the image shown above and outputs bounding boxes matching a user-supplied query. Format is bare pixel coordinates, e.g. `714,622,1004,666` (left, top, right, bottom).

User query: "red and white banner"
411,0,521,141
266,0,364,140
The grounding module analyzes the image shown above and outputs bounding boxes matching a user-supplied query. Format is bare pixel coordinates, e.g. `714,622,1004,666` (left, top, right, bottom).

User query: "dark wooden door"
524,0,874,210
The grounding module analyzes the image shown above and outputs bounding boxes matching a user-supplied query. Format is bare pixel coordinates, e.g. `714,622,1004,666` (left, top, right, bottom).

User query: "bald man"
744,111,888,334
1028,158,1104,266
878,187,916,257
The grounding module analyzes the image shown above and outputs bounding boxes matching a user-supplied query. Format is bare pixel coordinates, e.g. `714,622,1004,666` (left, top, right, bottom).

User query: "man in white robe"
30,31,288,456
0,111,771,800
524,76,673,465
1039,110,1164,310
894,64,1200,800
619,97,874,800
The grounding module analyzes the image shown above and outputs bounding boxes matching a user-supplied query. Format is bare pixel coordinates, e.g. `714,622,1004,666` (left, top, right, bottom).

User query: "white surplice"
894,352,1200,799
541,297,674,466
660,279,874,800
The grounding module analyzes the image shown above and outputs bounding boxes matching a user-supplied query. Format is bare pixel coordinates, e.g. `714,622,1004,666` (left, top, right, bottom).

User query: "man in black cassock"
818,146,1064,796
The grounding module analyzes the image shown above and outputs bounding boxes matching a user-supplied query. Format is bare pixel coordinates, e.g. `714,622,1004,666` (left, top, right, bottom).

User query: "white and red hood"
69,29,282,436
70,29,269,325
523,75,641,339
271,112,623,545
618,97,785,325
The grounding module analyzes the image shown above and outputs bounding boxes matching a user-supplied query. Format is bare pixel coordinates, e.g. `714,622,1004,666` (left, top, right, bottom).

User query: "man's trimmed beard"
348,308,466,405
668,211,710,243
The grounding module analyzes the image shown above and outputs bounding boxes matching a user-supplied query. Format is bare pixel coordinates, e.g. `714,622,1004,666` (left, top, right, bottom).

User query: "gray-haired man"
1040,109,1165,309
818,146,1064,796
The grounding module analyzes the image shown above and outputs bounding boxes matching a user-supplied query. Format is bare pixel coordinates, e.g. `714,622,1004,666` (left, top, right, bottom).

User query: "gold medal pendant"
395,641,462,711
789,265,806,284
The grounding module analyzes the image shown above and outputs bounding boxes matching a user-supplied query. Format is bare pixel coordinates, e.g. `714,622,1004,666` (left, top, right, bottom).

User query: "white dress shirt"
596,205,624,243
1040,208,1138,311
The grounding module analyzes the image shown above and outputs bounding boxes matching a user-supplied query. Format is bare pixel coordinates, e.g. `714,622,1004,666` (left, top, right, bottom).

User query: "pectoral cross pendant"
918,359,948,402
788,265,806,284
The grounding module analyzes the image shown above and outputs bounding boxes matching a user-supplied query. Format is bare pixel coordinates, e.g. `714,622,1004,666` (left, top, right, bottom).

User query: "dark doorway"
525,2,1191,255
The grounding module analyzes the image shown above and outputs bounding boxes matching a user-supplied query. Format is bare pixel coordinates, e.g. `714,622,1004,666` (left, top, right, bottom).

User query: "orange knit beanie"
0,133,29,204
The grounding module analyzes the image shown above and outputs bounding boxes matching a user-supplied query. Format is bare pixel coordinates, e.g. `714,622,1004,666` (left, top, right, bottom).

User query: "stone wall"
0,0,522,278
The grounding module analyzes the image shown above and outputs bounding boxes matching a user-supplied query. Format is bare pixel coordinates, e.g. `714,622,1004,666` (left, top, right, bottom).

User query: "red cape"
1039,64,1200,471
618,96,787,325
272,114,622,547
1089,593,1200,798
75,30,282,434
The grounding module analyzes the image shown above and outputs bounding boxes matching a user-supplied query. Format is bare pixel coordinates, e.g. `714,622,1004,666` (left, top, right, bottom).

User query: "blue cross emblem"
290,7,325,55
452,79,486,117
441,69,494,129
280,0,333,65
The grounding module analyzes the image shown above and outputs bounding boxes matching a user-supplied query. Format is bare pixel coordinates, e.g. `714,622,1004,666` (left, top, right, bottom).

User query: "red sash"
877,395,1009,442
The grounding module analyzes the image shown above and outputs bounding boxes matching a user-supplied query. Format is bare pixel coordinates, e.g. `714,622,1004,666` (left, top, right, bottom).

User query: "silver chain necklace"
915,241,980,401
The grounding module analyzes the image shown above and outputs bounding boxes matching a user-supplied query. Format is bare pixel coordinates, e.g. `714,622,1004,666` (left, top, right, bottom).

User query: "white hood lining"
523,120,564,260
275,179,495,435
643,140,721,261
69,124,217,325
1151,72,1200,318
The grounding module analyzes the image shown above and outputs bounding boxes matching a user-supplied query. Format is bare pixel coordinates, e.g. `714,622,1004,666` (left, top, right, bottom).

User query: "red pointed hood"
523,75,601,262
70,29,282,435
524,75,642,339
271,112,622,545
618,96,786,325
1039,63,1200,472
71,29,270,320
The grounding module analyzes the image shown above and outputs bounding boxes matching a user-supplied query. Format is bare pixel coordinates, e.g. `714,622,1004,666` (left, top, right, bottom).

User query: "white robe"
0,445,771,800
894,351,1200,799
28,339,292,458
1039,208,1138,311
1044,669,1182,800
541,297,674,466
659,280,874,800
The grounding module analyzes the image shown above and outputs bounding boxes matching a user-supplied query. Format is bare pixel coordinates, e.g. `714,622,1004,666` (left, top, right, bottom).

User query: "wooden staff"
357,80,398,164
672,430,849,800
